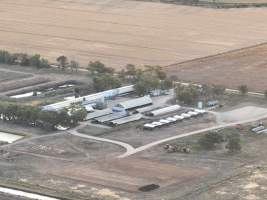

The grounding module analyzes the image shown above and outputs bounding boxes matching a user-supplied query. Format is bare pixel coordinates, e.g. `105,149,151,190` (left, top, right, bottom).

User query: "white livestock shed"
149,105,181,116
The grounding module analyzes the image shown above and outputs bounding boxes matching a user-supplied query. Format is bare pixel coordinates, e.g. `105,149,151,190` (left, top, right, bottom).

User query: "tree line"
198,130,241,153
1,50,267,99
0,102,87,131
0,50,49,68
86,61,175,95
175,83,226,105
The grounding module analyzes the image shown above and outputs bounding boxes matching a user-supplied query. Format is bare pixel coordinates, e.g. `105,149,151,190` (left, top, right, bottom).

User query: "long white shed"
149,105,181,116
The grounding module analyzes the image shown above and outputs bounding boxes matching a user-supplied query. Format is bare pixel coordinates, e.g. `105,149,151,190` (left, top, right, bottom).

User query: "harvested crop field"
166,43,267,92
1,0,267,68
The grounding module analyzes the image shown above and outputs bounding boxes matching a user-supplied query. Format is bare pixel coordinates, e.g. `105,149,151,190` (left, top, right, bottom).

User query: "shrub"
198,131,224,150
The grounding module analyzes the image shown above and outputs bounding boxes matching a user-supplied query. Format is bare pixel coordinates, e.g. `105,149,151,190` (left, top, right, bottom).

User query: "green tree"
175,84,199,105
134,73,160,96
225,132,241,153
68,104,87,125
40,58,49,68
198,131,224,150
161,78,173,90
57,109,71,127
29,54,41,67
0,50,16,64
144,65,166,80
38,110,60,130
92,74,121,92
20,54,30,66
56,55,68,70
125,64,137,76
238,85,248,95
87,61,114,75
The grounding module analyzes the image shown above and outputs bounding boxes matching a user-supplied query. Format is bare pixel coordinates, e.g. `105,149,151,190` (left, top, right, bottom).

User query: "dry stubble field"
166,43,267,92
0,0,267,68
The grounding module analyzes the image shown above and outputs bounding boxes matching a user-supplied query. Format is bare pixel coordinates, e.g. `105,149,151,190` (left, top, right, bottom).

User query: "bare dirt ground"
0,133,209,200
166,43,267,92
97,114,216,147
1,0,267,68
0,193,30,200
135,120,267,200
0,101,267,199
215,105,267,123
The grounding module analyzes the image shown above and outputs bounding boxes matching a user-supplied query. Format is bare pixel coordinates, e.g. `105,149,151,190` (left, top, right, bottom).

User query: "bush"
238,85,248,95
225,132,241,153
198,131,224,150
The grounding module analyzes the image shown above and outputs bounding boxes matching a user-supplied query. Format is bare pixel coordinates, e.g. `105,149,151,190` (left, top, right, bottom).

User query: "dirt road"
69,130,135,153
69,106,267,158
119,112,267,157
1,0,267,68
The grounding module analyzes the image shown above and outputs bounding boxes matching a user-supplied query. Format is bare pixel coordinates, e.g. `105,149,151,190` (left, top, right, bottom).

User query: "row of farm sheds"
41,84,204,126
88,95,152,126
42,85,134,111
87,96,196,126
144,109,207,130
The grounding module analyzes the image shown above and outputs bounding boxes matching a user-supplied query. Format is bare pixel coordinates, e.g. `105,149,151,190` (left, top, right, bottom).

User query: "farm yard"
0,0,267,199
166,43,267,92
0,0,267,68
1,102,267,200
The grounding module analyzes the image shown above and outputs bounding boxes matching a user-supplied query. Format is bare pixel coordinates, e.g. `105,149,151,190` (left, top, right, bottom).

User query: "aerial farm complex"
0,0,267,200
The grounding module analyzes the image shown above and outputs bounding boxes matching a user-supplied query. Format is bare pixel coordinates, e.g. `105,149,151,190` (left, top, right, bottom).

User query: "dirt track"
166,43,267,92
0,0,267,68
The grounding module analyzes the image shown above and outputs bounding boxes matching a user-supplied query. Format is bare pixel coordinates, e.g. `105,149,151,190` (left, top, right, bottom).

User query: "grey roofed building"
42,85,134,111
94,111,128,123
115,96,152,110
111,113,143,125
135,105,159,114
86,108,113,120
149,105,181,116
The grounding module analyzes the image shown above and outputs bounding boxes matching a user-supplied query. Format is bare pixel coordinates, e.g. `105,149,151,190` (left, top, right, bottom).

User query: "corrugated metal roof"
111,113,143,125
135,105,158,114
86,108,113,120
43,94,104,111
94,111,128,123
150,105,181,116
116,96,152,110
42,85,134,111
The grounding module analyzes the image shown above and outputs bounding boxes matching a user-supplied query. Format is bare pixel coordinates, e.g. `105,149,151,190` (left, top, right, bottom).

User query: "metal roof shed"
135,105,158,114
85,108,113,120
150,105,181,116
115,96,152,110
94,111,128,123
111,113,143,125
